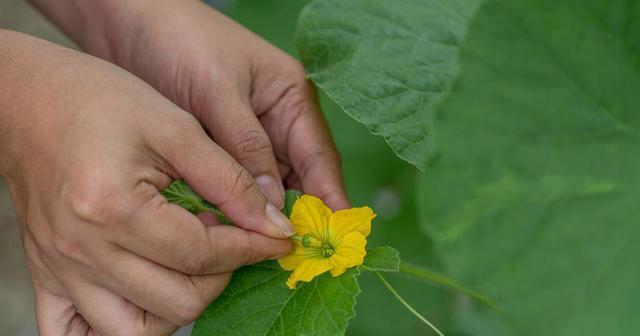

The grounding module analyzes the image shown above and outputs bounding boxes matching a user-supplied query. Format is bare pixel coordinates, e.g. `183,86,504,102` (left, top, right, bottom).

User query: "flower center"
294,234,336,258
320,243,335,258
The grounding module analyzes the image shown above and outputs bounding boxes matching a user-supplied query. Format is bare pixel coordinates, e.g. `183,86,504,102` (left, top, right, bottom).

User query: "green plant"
163,180,480,336
189,0,640,334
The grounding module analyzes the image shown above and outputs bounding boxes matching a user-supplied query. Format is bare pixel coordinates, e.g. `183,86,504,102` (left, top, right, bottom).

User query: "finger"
197,211,220,227
68,280,177,336
278,161,303,191
197,89,285,209
147,111,294,238
116,191,291,275
34,285,91,336
88,245,229,326
261,80,350,210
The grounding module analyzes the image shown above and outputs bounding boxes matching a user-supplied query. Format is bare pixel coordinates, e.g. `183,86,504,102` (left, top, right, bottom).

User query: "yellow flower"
278,195,376,289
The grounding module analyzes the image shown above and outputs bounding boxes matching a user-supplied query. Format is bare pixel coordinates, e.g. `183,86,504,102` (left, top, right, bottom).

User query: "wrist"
30,0,201,68
28,0,146,60
0,30,29,177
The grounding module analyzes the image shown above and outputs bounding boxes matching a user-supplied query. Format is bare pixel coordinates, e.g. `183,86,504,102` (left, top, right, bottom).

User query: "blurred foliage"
213,0,460,335
421,1,640,335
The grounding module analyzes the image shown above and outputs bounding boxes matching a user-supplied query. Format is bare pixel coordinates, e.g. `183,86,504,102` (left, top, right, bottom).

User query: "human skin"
0,30,292,335
3,0,351,335
29,0,351,212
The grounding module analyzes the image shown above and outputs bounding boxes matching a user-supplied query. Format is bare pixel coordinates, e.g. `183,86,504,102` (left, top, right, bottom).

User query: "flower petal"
290,195,333,239
277,243,308,271
329,206,376,240
328,254,351,277
285,258,332,289
331,231,367,276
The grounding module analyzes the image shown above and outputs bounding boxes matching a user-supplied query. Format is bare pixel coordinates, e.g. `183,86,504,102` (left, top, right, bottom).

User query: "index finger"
261,79,350,211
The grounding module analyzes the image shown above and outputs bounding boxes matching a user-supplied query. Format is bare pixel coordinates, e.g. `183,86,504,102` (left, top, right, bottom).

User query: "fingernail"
266,202,295,238
256,175,284,209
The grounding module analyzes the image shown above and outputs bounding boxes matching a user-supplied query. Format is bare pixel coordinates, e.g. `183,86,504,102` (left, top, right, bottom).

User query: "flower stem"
365,266,445,336
291,234,322,247
399,262,501,313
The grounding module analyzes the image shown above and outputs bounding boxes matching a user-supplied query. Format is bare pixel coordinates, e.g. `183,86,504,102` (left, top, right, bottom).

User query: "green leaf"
420,0,640,335
296,0,483,169
160,180,218,215
162,181,299,223
192,262,361,336
192,247,399,336
362,246,400,272
282,190,301,218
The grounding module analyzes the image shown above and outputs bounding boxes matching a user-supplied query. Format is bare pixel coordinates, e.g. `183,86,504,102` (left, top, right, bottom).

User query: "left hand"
84,0,350,211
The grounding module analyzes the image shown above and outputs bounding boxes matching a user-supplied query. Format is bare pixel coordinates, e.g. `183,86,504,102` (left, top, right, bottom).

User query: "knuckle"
208,68,241,92
239,232,259,265
233,129,273,161
222,162,256,199
157,113,206,166
274,55,307,81
281,82,311,110
173,291,207,325
299,149,342,179
182,246,215,275
286,62,308,82
165,113,203,141
118,266,143,295
273,80,316,127
65,171,130,226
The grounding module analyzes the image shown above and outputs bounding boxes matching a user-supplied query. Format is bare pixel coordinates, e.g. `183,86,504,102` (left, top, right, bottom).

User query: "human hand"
0,30,291,335
57,0,351,211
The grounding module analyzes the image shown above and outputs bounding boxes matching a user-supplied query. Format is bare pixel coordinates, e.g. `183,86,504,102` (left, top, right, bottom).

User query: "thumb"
149,113,294,238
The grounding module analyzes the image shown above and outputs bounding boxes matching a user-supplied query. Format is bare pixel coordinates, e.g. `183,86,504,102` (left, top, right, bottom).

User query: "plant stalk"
368,267,445,336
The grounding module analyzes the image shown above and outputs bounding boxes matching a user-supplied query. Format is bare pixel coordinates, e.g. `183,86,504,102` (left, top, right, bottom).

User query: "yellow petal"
290,195,333,239
277,243,308,271
285,258,332,289
328,254,351,277
329,206,376,240
330,231,367,276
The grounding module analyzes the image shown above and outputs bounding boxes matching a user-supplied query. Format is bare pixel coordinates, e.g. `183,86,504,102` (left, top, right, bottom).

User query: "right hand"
0,30,292,336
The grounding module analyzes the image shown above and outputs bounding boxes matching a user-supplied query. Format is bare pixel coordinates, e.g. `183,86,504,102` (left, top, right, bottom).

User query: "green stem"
367,267,444,336
399,262,501,313
291,234,324,248
185,196,229,222
161,180,231,223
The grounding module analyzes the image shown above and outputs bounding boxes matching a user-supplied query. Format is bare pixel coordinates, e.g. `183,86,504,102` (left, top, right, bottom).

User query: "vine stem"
399,262,501,313
364,266,445,336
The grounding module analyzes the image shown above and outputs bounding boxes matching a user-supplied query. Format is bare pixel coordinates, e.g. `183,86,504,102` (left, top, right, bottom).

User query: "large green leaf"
192,247,399,336
420,0,640,335
192,263,360,336
296,0,483,169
